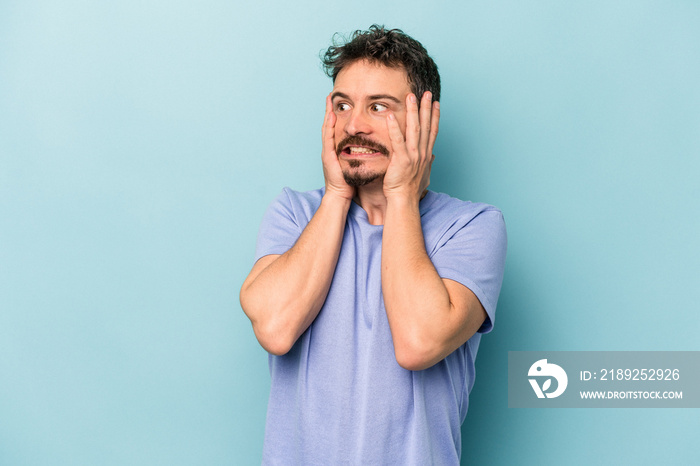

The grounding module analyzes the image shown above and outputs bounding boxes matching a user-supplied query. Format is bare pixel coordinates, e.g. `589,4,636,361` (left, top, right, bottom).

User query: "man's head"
322,25,440,104
323,26,440,187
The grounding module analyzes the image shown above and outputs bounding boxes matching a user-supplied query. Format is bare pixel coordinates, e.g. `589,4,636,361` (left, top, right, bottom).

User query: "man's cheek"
334,130,345,146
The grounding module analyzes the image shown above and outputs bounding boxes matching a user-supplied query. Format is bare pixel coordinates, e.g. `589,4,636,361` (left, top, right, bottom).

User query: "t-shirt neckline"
345,190,438,225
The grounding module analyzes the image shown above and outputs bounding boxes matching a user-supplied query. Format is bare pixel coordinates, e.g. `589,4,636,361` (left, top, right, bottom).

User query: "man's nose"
344,108,372,135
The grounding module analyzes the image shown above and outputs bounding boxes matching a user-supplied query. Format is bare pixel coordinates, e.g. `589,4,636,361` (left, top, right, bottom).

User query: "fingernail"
409,94,416,103
434,101,440,109
425,91,432,100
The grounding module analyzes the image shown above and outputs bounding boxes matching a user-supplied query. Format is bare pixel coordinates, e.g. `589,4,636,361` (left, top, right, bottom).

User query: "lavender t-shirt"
254,188,507,465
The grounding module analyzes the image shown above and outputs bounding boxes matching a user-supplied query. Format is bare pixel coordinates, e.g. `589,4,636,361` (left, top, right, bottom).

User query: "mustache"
336,135,389,156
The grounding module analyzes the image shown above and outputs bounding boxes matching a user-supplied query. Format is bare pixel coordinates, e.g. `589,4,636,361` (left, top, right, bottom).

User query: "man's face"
331,60,412,187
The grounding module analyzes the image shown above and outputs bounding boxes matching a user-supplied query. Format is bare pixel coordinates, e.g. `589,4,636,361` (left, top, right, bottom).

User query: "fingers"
418,92,433,156
427,101,440,156
322,94,337,160
403,93,421,155
385,92,439,198
386,112,407,159
403,91,438,160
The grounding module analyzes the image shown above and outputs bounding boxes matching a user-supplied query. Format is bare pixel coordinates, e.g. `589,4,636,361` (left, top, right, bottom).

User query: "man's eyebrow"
331,91,350,101
367,94,402,104
330,92,402,104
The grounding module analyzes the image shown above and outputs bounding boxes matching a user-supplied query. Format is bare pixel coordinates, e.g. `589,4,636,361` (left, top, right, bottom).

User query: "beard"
342,164,382,187
336,135,389,187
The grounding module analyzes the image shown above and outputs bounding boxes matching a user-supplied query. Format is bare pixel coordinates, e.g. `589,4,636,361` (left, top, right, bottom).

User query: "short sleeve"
430,208,507,333
254,190,303,262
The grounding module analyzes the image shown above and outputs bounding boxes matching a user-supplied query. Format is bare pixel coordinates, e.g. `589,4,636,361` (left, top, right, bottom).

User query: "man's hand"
383,91,440,201
322,94,355,201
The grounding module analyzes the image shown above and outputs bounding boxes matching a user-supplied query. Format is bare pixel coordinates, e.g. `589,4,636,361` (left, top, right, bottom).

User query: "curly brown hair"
321,25,441,103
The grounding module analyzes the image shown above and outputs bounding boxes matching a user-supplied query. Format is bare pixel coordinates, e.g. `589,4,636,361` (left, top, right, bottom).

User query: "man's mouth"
344,146,381,155
337,136,389,157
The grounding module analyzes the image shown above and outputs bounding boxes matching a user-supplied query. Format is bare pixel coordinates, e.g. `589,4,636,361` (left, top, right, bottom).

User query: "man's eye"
336,103,350,112
370,103,388,112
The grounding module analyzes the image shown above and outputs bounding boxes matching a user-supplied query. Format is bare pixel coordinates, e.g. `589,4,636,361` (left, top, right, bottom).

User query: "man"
240,25,507,465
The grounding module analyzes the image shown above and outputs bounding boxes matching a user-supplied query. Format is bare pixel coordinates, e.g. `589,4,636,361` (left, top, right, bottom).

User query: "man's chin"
342,170,383,187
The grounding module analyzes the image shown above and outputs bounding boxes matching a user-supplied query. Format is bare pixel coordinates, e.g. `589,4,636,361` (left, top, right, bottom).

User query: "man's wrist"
321,189,353,210
385,192,422,217
385,190,423,208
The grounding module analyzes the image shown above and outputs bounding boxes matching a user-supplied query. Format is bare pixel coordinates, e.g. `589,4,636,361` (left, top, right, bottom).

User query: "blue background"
1,1,698,464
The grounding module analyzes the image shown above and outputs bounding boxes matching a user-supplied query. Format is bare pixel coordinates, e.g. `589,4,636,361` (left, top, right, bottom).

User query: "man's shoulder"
267,187,325,218
421,190,507,257
254,187,325,262
274,186,324,203
422,190,504,224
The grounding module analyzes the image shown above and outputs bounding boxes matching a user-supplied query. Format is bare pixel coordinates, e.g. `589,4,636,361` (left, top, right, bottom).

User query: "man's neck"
353,181,428,226
353,180,388,226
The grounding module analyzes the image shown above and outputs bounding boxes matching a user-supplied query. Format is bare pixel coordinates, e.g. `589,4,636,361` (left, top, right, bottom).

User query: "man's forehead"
332,60,410,97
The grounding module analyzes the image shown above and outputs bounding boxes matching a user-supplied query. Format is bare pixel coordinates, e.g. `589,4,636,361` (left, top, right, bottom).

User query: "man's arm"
239,96,353,355
382,92,488,371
